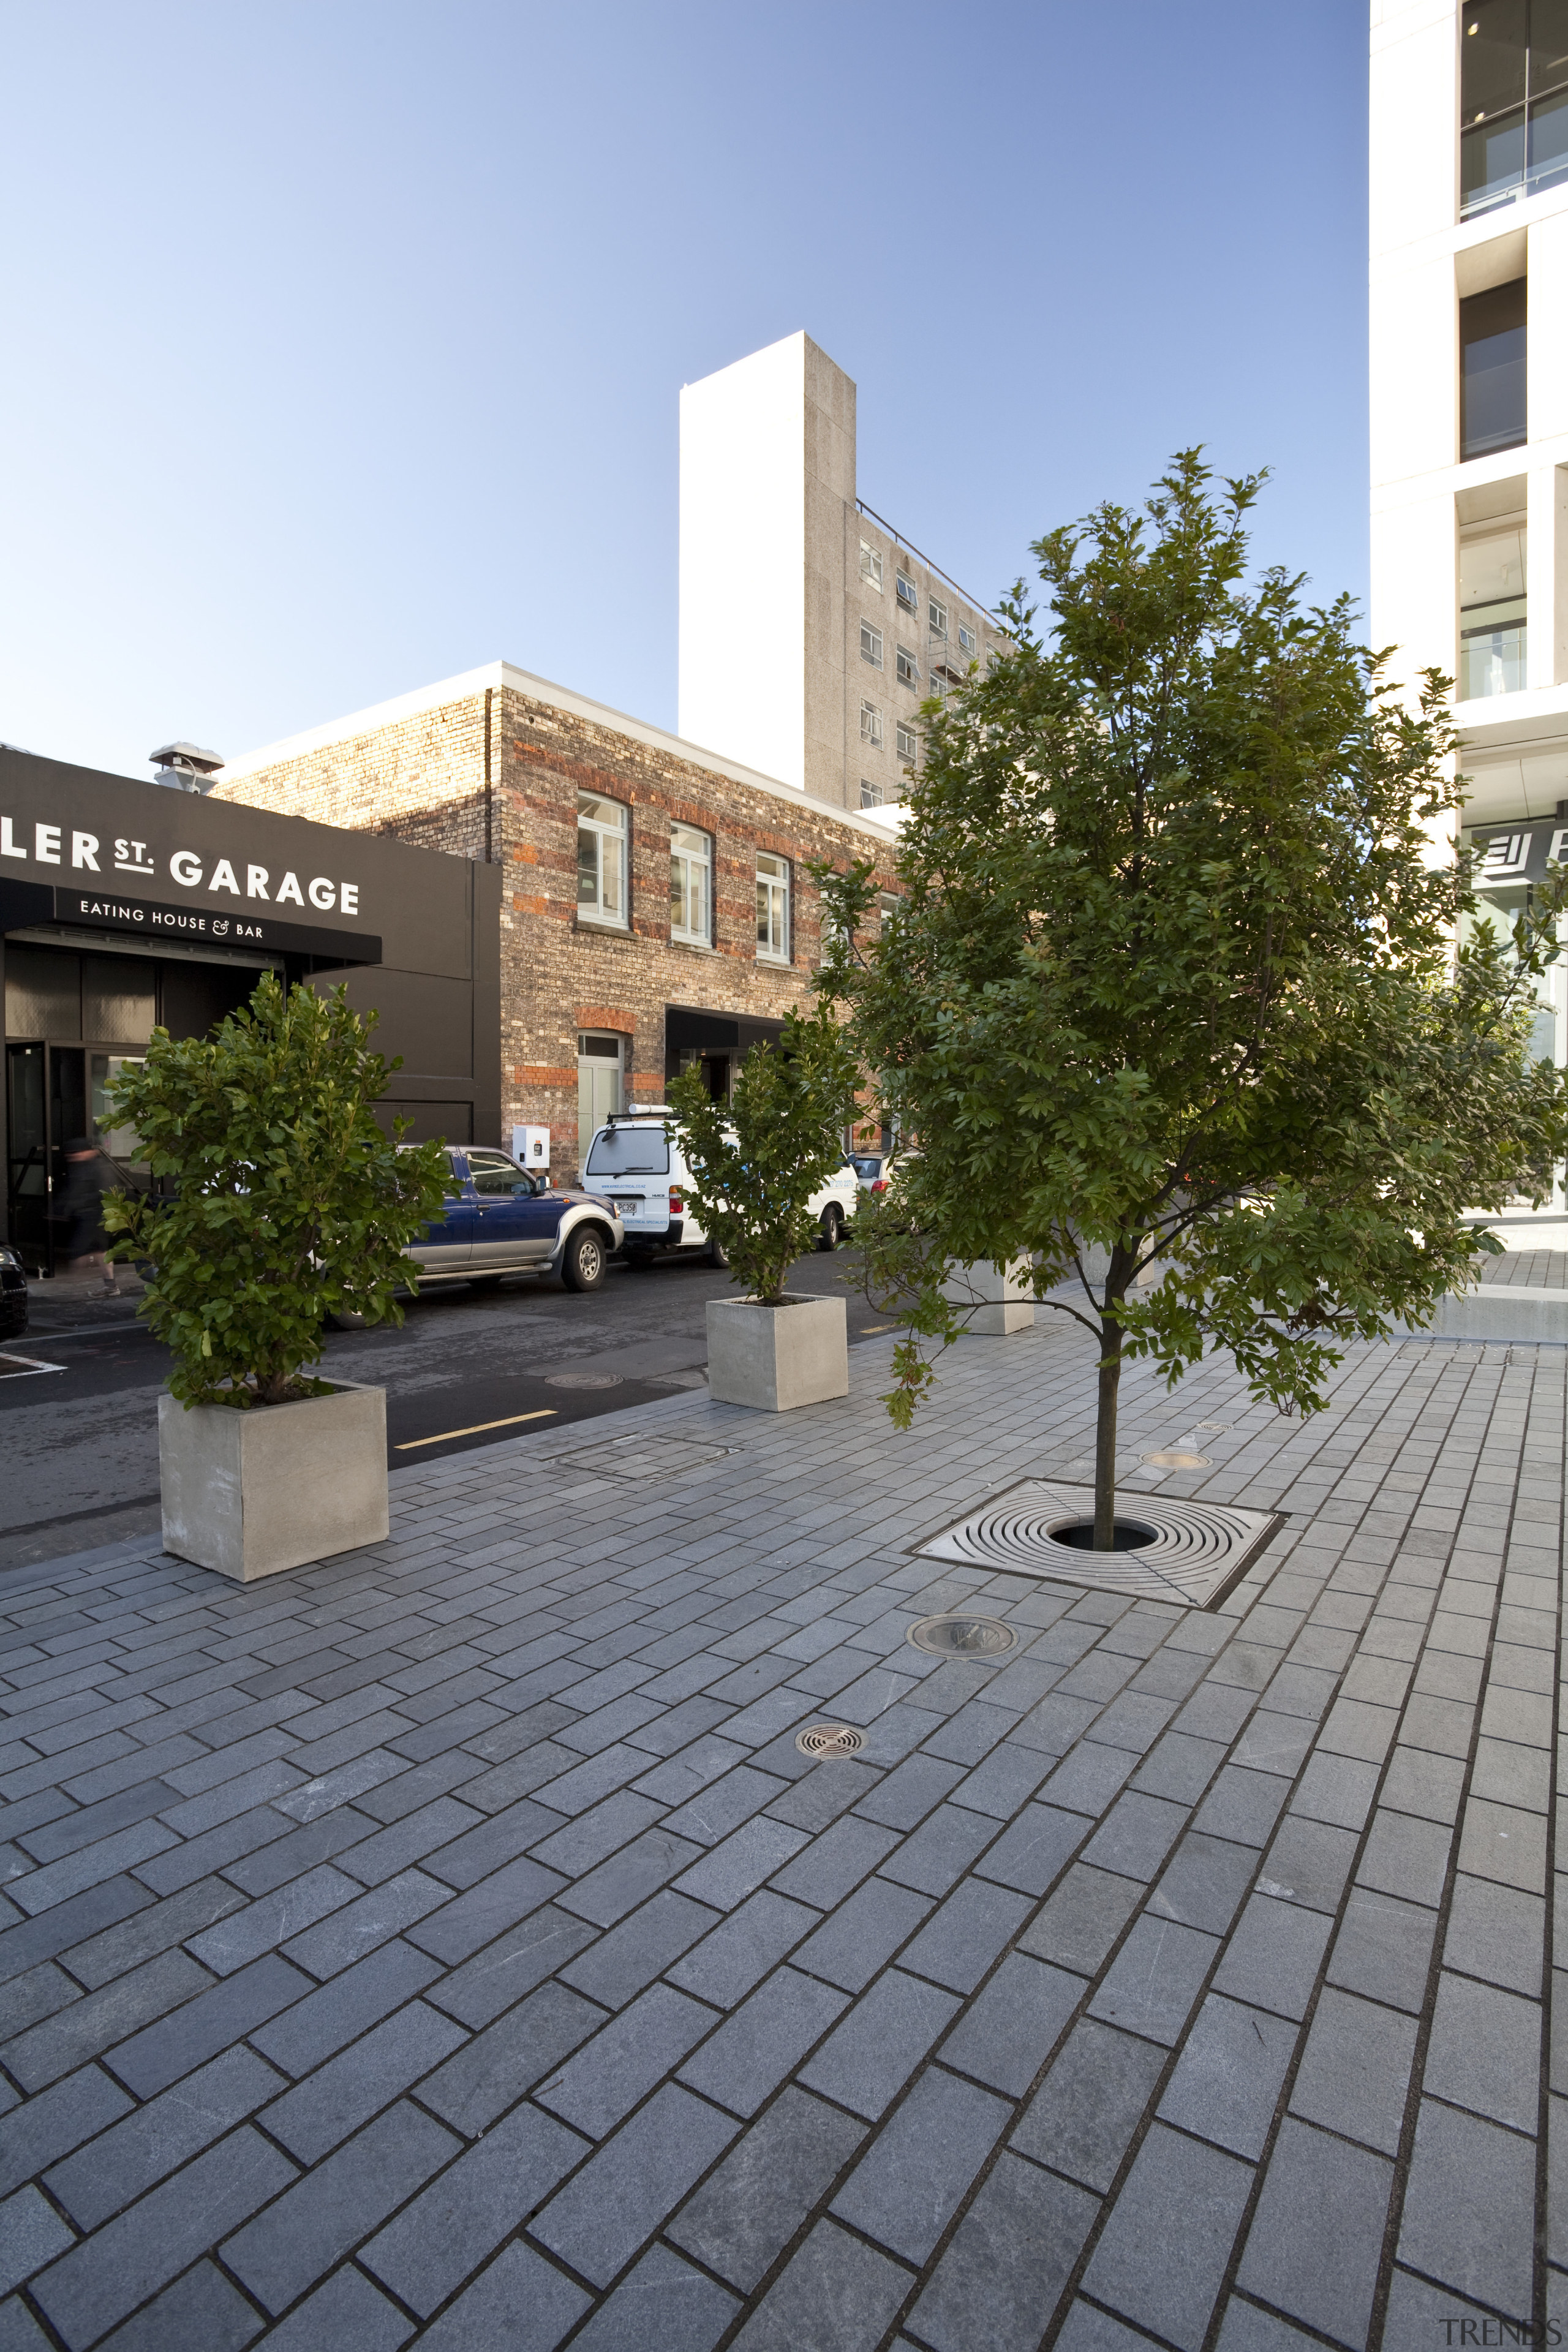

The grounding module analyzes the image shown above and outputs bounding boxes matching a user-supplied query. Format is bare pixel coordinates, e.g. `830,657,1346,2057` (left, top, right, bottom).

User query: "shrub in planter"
104,974,449,1576
668,1005,861,1411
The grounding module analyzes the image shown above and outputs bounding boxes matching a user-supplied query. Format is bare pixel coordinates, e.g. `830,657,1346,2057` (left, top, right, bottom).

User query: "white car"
584,1110,860,1264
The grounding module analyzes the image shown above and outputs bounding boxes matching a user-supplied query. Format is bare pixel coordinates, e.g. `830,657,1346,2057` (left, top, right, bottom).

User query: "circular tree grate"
906,1614,1019,1658
911,1479,1283,1609
545,1372,625,1389
795,1723,866,1758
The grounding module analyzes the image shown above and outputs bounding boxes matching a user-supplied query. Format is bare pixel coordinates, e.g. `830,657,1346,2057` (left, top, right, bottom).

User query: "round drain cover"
796,1723,865,1758
907,1614,1018,1657
1140,1450,1211,1469
544,1372,624,1389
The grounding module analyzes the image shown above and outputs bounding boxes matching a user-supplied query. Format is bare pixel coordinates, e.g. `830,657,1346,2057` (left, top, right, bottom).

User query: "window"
860,701,884,748
987,650,1003,673
577,792,627,925
1460,516,1528,697
756,852,790,962
586,1123,668,1176
860,780,883,809
896,573,919,614
1461,0,1568,216
861,620,884,668
929,599,948,639
670,822,712,944
468,1148,535,1196
958,624,976,655
1461,281,1527,459
878,892,900,929
896,644,919,687
577,1032,624,1164
896,722,919,765
859,539,883,591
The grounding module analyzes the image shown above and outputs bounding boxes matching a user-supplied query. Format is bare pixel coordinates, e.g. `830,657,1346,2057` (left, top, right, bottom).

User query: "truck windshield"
586,1129,670,1176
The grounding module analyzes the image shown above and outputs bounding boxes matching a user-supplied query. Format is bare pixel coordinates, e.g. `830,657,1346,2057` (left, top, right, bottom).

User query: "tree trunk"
1093,1248,1134,1549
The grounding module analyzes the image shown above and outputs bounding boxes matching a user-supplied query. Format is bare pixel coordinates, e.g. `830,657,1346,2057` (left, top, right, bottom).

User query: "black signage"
1466,823,1568,888
50,887,381,965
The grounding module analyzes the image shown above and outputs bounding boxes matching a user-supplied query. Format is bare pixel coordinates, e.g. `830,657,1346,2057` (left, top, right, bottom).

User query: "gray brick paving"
0,1322,1561,2345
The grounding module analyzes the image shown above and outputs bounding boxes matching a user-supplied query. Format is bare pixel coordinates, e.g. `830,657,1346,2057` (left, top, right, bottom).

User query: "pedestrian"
56,1139,119,1294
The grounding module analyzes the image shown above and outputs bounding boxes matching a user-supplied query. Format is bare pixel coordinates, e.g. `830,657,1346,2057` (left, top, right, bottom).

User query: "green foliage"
104,973,450,1408
815,452,1568,1543
665,1005,861,1303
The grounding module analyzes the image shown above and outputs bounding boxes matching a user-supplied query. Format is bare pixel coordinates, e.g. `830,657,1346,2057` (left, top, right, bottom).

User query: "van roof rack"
606,1106,673,1122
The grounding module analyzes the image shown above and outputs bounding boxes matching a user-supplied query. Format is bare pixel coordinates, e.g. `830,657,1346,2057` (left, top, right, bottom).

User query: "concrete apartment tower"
1371,0,1568,1238
679,331,1008,811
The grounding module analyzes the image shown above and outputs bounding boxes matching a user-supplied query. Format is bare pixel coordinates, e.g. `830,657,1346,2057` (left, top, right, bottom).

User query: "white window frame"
929,598,948,639
756,851,790,964
859,539,883,592
860,701,883,748
896,722,919,765
958,624,976,654
896,644,919,687
860,780,883,809
669,821,712,945
896,571,918,613
861,620,884,669
577,791,628,926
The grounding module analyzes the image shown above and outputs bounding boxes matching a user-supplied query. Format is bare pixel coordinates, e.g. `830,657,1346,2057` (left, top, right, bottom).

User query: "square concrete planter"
158,1379,389,1583
707,1294,848,1412
942,1257,1036,1335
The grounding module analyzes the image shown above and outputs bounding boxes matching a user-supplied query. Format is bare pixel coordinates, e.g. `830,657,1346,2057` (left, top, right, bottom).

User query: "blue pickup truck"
406,1146,624,1294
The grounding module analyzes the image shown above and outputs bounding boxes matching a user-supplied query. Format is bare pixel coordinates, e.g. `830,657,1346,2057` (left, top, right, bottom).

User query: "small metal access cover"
912,1480,1283,1610
551,1434,733,1482
907,1614,1019,1658
1140,1450,1211,1469
545,1372,624,1389
796,1723,865,1758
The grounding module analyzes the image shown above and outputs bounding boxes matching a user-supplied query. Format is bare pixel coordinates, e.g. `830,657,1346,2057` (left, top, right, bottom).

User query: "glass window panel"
929,600,948,637
1462,109,1528,209
671,824,711,941
1531,0,1568,91
1459,519,1528,698
4,947,80,1040
1463,0,1527,121
577,826,600,908
82,955,156,1045
1460,279,1527,458
1529,83,1568,186
576,791,625,832
861,622,883,666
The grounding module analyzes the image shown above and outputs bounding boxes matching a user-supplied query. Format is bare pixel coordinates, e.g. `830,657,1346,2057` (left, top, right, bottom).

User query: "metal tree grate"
544,1372,624,1389
911,1480,1283,1610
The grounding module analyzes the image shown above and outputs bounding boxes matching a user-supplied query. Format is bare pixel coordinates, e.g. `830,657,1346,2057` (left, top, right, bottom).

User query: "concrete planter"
706,1293,848,1412
157,1380,389,1583
942,1258,1036,1336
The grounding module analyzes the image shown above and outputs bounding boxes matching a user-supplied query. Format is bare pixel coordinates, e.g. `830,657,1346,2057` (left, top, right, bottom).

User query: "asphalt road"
0,1245,901,1572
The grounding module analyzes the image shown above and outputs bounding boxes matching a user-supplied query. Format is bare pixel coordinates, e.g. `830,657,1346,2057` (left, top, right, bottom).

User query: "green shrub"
104,973,448,1408
666,1005,861,1305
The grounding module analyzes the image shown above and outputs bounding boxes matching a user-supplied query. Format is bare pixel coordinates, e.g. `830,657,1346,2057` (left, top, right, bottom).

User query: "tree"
815,453,1568,1548
666,1004,861,1303
104,973,449,1408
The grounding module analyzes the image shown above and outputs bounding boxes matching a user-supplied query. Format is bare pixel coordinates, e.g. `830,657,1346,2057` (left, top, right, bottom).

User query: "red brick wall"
216,680,899,1174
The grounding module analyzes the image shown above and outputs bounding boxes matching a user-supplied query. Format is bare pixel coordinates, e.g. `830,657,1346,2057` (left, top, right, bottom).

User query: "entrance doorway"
577,1033,624,1169
3,1044,111,1273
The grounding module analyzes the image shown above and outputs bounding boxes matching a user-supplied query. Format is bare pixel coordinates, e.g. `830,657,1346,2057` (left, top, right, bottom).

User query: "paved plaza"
0,1306,1559,2351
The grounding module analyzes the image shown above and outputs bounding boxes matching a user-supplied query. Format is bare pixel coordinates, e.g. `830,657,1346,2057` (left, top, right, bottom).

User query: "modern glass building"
1372,0,1568,1240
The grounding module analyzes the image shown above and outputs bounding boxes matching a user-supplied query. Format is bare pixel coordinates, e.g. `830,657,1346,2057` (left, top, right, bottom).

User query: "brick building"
213,662,900,1175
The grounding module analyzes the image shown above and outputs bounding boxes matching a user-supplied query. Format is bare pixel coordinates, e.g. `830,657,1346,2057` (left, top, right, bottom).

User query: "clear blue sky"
1,1,1368,780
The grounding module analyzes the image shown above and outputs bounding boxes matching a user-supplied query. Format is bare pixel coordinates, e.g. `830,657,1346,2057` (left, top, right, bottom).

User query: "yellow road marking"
858,1324,894,1333
396,1409,557,1450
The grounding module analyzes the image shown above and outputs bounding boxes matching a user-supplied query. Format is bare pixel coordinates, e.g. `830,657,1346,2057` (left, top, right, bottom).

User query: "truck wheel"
818,1205,843,1252
562,1228,608,1291
707,1232,729,1268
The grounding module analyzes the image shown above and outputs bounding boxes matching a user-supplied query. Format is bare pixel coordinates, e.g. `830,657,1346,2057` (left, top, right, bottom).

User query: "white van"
583,1109,861,1265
